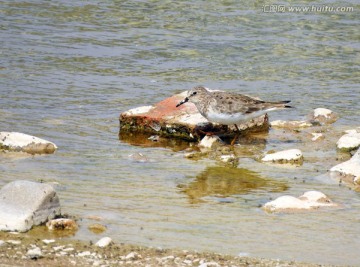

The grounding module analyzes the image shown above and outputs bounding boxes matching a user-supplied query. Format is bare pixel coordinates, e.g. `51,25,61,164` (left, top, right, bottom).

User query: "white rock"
0,132,57,154
261,149,303,163
27,247,42,259
0,240,5,246
263,191,337,213
198,135,223,149
0,180,61,232
270,120,312,128
312,108,338,124
95,237,112,248
330,147,360,183
336,130,360,151
313,108,333,118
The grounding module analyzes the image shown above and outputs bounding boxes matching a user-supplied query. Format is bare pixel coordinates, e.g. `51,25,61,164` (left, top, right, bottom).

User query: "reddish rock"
119,91,269,141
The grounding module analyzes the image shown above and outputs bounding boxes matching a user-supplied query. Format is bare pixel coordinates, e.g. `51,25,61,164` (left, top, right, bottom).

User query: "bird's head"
176,86,209,107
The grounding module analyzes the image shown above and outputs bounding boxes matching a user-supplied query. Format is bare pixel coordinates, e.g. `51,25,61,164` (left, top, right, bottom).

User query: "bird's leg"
230,124,240,146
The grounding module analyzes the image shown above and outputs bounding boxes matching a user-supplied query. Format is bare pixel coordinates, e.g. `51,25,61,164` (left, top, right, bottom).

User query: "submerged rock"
311,108,338,124
270,120,312,129
88,223,107,234
311,133,325,141
119,91,269,141
0,180,61,232
263,191,337,213
261,149,303,164
336,128,360,151
330,147,360,185
0,132,57,154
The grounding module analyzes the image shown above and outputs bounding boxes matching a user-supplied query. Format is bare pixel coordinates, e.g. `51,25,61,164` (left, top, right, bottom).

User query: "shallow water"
1,0,360,265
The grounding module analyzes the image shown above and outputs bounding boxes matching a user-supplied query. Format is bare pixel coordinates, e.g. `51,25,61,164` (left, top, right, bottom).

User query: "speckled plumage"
177,86,292,125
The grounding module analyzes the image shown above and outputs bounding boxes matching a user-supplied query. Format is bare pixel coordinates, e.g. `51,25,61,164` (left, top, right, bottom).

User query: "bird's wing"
211,91,266,114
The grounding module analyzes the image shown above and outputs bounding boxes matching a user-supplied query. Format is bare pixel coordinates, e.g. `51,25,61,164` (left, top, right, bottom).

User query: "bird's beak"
176,97,189,107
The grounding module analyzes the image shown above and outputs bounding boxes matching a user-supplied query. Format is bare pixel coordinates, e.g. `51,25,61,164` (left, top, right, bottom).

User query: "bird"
176,86,292,145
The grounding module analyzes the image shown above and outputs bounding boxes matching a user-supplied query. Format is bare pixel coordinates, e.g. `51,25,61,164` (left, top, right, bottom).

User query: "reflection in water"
179,166,288,204
119,131,190,151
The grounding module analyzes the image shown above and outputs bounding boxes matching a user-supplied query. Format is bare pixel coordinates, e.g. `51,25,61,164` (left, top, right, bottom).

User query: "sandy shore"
0,232,335,267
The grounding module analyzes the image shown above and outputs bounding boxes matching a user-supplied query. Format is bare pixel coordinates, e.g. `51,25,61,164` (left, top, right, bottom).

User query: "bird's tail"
268,100,293,109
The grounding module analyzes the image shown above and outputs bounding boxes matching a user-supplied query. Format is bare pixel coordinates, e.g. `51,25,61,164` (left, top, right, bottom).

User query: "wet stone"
261,149,303,164
330,147,360,186
336,128,360,151
263,191,338,213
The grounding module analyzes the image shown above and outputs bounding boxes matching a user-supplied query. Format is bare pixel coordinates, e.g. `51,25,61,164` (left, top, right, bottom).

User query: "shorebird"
176,86,292,145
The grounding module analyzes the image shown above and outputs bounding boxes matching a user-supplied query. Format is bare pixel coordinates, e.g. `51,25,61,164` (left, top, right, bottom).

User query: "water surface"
1,1,360,265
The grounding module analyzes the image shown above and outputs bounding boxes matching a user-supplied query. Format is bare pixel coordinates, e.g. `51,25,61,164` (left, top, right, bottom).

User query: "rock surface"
120,91,269,141
0,132,57,154
0,180,61,232
336,128,360,151
261,149,303,164
263,191,337,213
330,147,360,185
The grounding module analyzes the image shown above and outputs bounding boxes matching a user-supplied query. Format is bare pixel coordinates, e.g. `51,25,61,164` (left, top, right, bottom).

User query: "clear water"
1,1,360,265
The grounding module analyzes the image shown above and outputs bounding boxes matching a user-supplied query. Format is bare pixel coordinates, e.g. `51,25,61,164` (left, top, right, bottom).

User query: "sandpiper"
176,86,292,145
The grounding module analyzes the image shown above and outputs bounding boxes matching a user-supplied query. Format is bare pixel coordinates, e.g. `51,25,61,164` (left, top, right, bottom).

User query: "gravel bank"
0,232,335,267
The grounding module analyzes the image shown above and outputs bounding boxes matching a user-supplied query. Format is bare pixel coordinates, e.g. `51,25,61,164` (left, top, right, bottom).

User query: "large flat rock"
0,180,61,232
119,91,269,141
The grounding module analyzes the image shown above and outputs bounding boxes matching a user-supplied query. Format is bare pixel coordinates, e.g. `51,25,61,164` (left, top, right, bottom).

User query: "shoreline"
0,232,335,267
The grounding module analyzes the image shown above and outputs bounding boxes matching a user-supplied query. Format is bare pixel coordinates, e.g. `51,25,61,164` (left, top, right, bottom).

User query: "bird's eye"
192,91,197,95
